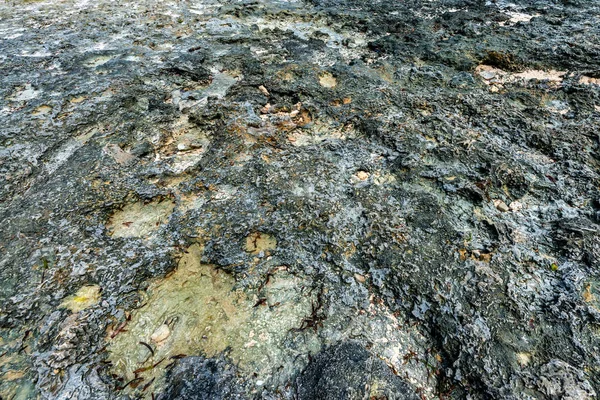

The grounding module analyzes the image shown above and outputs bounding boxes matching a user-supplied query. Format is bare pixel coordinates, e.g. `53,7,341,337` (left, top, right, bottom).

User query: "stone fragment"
493,199,509,212
509,201,523,211
258,85,269,96
260,103,271,114
319,72,337,88
480,71,496,80
355,171,369,181
516,352,531,367
151,324,171,344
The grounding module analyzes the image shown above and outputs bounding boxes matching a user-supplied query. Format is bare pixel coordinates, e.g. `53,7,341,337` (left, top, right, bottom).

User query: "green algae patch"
107,244,313,395
107,199,175,239
60,285,101,313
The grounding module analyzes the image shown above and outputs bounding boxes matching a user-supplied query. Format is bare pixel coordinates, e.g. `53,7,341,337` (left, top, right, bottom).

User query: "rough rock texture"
296,342,419,400
158,356,239,400
1,0,600,399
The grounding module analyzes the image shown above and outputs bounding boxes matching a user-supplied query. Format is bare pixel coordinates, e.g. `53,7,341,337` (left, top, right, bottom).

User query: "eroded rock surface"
297,342,419,400
1,0,600,399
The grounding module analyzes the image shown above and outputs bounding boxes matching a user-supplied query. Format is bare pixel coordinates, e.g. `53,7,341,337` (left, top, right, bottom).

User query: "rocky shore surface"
1,0,600,398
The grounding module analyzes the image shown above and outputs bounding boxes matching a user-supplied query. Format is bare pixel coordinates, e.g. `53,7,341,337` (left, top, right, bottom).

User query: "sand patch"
287,122,357,146
478,66,600,90
477,65,566,84
580,76,600,86
85,55,113,68
476,65,568,90
32,105,52,116
157,115,212,174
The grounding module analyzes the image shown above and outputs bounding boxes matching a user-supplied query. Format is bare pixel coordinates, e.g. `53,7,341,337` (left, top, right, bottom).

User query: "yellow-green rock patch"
60,285,101,313
107,244,313,395
107,199,175,239
245,232,277,254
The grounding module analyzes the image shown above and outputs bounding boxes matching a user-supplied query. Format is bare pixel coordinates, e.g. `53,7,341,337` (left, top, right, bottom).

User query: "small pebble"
151,324,171,343
493,199,509,212
509,201,523,211
480,71,496,80
258,85,269,96
260,103,271,114
355,171,369,181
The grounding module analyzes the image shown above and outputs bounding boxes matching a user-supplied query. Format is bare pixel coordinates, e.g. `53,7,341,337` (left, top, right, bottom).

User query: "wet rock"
296,342,418,400
130,141,154,157
536,360,596,399
1,0,600,398
158,356,238,400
